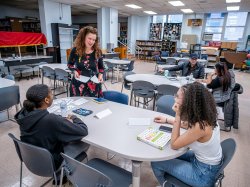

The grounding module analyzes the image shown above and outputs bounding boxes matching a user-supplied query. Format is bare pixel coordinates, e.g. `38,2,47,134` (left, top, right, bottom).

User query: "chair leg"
20,162,22,187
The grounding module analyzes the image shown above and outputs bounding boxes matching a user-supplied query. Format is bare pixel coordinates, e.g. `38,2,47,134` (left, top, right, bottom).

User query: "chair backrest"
42,66,55,78
112,57,120,60
166,58,177,65
215,138,236,179
54,68,69,82
61,153,112,187
103,90,129,105
156,84,179,97
0,85,20,111
161,51,169,57
127,60,135,71
132,81,155,98
8,133,56,177
156,95,175,116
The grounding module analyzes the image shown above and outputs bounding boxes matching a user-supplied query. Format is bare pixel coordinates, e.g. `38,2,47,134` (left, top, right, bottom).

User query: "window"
167,14,183,23
224,12,248,41
152,15,167,24
205,13,225,41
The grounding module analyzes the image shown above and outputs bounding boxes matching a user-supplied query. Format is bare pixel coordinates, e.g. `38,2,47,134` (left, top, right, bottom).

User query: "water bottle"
60,100,67,117
164,70,169,78
188,73,194,83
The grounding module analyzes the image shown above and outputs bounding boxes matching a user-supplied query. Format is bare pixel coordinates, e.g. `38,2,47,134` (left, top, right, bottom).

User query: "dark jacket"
163,61,205,79
223,83,243,129
15,109,88,168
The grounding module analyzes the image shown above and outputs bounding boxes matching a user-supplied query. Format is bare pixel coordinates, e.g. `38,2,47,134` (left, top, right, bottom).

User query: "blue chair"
155,55,167,71
163,138,237,187
156,95,175,116
201,54,208,60
5,74,15,80
103,90,129,105
161,51,169,57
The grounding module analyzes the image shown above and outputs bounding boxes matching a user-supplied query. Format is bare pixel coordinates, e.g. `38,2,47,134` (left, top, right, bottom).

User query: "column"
38,0,72,47
97,7,118,49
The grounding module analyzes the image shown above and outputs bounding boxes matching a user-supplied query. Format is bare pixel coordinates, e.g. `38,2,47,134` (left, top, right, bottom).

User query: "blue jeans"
151,150,222,187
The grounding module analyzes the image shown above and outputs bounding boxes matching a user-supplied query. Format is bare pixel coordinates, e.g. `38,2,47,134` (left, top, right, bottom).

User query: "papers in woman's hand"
128,118,151,126
75,75,100,84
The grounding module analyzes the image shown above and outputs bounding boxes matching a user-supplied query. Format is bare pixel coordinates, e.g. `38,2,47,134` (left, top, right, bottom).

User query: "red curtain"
0,31,47,47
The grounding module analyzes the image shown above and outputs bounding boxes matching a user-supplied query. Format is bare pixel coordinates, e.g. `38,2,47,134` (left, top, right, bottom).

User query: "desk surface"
51,97,187,162
0,78,15,88
103,58,130,65
126,74,181,87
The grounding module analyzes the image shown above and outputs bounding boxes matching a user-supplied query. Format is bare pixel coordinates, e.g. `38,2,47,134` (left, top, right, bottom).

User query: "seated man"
160,53,205,79
15,84,89,170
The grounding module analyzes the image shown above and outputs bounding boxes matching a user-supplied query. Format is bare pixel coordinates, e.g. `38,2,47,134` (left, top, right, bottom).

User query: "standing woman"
68,26,104,97
152,82,222,187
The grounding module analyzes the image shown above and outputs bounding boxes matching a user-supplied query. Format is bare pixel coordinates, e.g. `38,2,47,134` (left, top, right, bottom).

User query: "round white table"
126,74,181,87
0,77,15,88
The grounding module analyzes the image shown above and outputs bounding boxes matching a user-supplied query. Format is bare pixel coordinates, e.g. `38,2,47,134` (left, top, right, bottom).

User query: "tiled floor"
0,60,250,187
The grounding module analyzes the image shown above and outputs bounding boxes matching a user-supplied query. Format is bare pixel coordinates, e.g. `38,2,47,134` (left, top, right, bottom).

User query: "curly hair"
74,26,102,59
180,82,217,130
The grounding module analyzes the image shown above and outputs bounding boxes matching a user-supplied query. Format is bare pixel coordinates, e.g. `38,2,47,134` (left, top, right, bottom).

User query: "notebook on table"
137,127,171,150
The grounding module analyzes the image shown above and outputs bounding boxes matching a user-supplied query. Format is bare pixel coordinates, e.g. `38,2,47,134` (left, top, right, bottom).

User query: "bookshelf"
119,23,127,45
161,40,177,55
22,21,41,33
136,40,162,59
149,23,162,40
0,19,11,31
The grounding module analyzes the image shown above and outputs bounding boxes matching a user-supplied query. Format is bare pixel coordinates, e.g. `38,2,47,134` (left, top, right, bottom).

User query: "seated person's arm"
206,76,221,89
154,115,188,129
53,114,88,143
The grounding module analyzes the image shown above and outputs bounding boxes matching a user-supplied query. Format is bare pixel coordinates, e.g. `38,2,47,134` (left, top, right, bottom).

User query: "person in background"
15,84,89,170
152,82,222,187
160,53,205,79
198,61,235,107
68,26,104,97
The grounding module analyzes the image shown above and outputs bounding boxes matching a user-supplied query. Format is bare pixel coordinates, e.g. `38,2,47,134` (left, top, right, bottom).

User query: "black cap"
190,53,198,59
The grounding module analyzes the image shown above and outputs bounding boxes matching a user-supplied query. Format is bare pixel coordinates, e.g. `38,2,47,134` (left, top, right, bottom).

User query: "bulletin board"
163,23,182,40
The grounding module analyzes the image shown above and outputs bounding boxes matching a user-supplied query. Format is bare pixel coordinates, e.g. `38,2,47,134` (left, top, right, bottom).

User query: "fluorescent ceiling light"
144,11,157,15
125,4,142,9
226,0,241,3
168,1,185,6
181,9,193,13
227,6,240,11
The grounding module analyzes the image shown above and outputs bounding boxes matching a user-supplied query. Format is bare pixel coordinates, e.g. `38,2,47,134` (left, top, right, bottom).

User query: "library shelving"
161,40,177,55
22,21,41,33
135,40,162,59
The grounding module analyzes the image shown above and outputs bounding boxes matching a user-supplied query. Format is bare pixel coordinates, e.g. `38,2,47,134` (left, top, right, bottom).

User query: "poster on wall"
149,23,162,40
163,23,182,40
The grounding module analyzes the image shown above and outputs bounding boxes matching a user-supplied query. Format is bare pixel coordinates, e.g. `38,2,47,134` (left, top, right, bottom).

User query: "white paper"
72,98,89,106
128,118,151,126
53,98,73,105
75,75,90,83
47,105,60,113
90,76,100,84
95,108,112,119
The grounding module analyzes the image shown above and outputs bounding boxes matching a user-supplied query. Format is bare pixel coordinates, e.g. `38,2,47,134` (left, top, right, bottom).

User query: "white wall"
180,13,205,45
0,5,39,19
238,12,250,50
39,0,72,47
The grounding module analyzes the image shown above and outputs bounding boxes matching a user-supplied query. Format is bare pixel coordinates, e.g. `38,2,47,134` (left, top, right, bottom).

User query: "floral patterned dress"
67,47,104,97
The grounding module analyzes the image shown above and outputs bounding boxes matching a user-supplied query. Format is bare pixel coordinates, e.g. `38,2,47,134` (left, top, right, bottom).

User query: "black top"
207,77,221,89
15,108,88,168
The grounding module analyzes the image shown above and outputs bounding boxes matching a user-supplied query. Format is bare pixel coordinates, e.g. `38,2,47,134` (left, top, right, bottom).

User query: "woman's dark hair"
180,82,217,130
74,26,102,59
215,62,231,91
23,84,50,112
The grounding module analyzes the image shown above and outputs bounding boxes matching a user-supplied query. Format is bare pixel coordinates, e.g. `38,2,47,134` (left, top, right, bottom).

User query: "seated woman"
200,61,235,107
151,82,222,187
15,84,89,169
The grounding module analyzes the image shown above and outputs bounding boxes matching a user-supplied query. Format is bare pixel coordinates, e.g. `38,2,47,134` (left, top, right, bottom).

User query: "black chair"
156,84,179,99
165,57,177,65
60,153,132,187
103,90,129,105
8,133,60,187
121,71,136,93
156,95,175,117
131,81,156,110
0,85,21,122
54,68,70,97
41,66,55,86
121,60,135,72
13,65,31,81
163,138,237,187
155,55,167,72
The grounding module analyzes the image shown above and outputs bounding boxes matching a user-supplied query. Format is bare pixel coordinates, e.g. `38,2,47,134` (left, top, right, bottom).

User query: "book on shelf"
137,127,171,150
